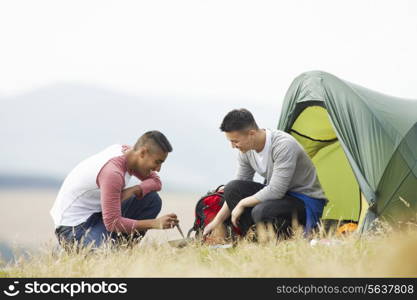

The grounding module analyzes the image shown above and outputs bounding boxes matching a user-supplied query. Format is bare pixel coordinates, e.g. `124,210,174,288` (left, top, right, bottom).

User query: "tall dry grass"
1,223,417,278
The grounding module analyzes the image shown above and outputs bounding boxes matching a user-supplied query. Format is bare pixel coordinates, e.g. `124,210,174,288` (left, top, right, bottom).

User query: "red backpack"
187,185,241,239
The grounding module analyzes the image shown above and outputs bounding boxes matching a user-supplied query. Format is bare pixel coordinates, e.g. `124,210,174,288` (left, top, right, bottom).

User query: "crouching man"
50,130,178,249
203,109,327,239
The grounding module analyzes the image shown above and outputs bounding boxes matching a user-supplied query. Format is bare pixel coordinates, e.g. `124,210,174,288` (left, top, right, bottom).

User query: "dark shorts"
223,180,306,237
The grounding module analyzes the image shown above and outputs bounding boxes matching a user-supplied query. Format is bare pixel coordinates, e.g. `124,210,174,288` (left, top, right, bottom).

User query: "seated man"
50,130,179,249
203,109,327,238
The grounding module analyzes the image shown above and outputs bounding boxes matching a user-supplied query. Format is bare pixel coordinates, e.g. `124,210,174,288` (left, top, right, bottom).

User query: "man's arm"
202,201,231,236
121,185,142,202
133,214,178,230
138,171,162,195
98,163,139,233
215,201,231,223
253,142,298,201
121,171,161,201
98,163,177,233
237,196,261,208
235,151,255,181
230,143,298,227
230,196,261,227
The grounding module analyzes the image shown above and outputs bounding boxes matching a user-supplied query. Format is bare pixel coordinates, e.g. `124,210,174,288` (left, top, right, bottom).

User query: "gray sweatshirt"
236,129,327,201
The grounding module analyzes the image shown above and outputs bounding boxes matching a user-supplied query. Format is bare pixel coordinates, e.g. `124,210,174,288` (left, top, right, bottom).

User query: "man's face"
225,130,256,153
133,147,168,177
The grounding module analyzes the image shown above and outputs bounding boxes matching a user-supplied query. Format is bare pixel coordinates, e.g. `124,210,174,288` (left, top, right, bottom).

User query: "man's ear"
248,129,257,137
138,146,148,158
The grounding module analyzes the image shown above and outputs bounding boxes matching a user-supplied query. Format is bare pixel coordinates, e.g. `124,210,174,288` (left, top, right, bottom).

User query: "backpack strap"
214,185,225,192
187,227,195,238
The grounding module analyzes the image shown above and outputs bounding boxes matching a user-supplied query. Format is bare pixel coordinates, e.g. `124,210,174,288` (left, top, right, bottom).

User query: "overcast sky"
1,0,417,103
1,0,417,187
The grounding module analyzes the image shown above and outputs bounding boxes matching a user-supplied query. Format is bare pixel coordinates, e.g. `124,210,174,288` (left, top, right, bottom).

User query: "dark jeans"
224,180,306,237
55,191,162,249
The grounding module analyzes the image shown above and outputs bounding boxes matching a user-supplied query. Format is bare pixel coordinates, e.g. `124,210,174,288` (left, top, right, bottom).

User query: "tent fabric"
277,71,417,231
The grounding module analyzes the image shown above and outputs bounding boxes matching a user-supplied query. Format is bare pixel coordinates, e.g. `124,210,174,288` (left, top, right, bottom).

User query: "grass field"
1,189,416,278
2,224,417,278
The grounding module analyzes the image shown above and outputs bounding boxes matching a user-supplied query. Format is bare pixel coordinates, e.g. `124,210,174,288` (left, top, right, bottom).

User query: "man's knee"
143,191,162,213
224,180,246,193
251,203,269,223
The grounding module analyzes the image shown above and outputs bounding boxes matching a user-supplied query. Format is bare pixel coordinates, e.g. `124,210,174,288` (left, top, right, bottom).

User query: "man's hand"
133,186,143,198
153,213,179,229
203,220,219,237
121,185,143,201
231,203,245,227
231,196,261,227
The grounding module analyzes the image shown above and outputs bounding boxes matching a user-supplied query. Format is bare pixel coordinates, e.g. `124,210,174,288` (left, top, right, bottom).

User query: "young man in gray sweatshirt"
203,109,327,238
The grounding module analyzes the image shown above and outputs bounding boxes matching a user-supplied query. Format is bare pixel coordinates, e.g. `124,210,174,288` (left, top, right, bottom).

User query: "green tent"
277,71,417,231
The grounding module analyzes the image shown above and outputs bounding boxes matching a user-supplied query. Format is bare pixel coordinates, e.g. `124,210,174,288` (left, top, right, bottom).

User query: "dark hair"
220,108,259,132
134,130,173,153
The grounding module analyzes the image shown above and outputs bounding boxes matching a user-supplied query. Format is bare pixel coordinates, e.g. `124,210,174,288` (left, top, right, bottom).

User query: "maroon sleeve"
97,161,137,233
138,171,162,196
